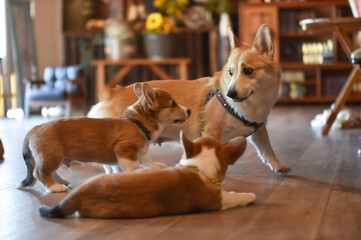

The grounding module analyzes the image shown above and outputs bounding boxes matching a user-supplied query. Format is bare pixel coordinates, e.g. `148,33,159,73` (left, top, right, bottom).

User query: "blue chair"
23,65,87,117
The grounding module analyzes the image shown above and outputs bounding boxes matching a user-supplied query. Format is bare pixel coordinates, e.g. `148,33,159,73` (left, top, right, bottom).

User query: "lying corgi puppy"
39,132,255,219
19,83,190,193
88,24,290,173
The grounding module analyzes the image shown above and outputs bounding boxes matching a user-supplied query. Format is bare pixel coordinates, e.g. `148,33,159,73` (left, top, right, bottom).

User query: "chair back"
54,67,67,90
43,67,55,88
66,65,82,80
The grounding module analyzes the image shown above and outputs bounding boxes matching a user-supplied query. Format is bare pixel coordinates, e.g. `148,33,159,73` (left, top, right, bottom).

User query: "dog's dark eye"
228,69,233,77
171,101,176,108
243,68,253,75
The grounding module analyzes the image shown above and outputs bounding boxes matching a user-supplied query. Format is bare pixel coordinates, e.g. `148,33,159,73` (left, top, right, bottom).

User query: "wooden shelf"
278,96,361,103
280,32,332,38
281,62,352,69
239,0,355,104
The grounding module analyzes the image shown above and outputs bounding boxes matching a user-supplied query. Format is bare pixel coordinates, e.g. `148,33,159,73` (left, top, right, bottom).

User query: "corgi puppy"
39,132,256,219
87,24,290,173
19,83,190,193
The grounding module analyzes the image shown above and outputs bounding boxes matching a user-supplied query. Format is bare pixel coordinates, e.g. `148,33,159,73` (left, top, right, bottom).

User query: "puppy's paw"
47,184,68,193
243,192,257,205
274,162,291,173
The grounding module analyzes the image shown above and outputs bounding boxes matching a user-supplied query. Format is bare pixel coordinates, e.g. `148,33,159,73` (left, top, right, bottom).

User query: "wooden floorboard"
0,105,361,239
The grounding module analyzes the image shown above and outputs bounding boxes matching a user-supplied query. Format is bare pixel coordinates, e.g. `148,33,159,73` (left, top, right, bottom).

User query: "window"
0,0,6,58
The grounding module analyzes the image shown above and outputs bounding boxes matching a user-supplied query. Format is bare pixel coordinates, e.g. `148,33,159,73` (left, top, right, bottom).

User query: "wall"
34,0,62,77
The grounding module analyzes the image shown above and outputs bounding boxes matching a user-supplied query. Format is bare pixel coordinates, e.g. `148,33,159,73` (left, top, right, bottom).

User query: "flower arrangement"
144,0,190,34
153,0,189,21
145,12,177,34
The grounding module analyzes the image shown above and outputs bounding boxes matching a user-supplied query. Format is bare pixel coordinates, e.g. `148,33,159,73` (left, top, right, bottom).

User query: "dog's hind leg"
34,154,68,192
221,191,256,210
249,126,291,173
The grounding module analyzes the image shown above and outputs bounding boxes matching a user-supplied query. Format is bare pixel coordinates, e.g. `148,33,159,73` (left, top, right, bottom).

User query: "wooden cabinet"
239,0,359,103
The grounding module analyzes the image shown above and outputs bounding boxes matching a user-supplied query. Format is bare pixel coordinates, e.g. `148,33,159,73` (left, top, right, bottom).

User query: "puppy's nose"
227,88,237,99
187,109,191,118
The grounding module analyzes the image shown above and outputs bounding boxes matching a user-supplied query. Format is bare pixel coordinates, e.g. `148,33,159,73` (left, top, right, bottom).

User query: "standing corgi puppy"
19,83,190,193
88,24,290,173
39,132,255,219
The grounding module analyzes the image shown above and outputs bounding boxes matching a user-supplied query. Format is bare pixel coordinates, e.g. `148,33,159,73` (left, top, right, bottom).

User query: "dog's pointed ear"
252,24,274,60
222,137,247,165
134,83,143,98
228,27,242,50
142,83,156,106
180,131,194,159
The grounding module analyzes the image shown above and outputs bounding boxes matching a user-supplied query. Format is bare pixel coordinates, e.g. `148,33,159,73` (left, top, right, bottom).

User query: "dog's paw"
274,162,291,174
47,184,68,193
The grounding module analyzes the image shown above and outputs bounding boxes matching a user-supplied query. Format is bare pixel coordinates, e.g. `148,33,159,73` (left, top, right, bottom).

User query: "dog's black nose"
187,109,191,117
227,89,237,99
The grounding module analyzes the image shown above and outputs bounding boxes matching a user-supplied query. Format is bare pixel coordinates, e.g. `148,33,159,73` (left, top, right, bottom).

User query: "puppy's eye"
171,101,176,108
243,68,253,75
228,69,233,77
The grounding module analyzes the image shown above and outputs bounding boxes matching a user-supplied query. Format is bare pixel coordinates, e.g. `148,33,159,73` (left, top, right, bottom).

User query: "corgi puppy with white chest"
19,83,190,193
39,132,256,219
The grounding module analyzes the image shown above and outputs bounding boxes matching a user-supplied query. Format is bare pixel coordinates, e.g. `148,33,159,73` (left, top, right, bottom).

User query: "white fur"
221,191,256,210
179,147,220,181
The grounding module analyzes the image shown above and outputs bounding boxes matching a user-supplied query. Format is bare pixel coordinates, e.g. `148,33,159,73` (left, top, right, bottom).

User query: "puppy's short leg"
114,143,140,172
34,166,68,193
221,190,256,210
117,158,139,172
250,126,291,173
140,156,166,169
52,172,69,186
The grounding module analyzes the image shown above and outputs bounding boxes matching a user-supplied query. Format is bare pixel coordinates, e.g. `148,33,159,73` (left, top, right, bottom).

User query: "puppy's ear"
134,83,143,98
252,24,274,60
142,83,156,107
222,137,247,165
180,131,194,159
228,27,242,50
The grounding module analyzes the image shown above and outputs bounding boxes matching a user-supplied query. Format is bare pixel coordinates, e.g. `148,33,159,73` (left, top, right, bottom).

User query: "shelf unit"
238,0,359,103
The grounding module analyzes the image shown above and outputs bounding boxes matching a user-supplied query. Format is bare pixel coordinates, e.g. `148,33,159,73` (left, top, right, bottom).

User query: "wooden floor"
1,105,361,240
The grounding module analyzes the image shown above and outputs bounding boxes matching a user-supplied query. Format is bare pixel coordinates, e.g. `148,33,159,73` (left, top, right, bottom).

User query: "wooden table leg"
322,65,361,135
148,65,172,80
179,62,188,80
106,65,133,88
95,64,105,101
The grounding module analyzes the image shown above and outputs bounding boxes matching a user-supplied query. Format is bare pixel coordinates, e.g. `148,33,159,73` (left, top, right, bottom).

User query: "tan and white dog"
88,24,290,173
39,132,255,219
19,83,190,192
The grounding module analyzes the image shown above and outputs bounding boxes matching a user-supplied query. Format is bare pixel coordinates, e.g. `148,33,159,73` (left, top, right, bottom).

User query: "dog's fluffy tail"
18,135,36,188
39,192,80,218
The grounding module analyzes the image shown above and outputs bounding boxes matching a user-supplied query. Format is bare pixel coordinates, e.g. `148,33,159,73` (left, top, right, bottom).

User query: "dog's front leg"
114,145,140,172
221,190,256,210
249,126,291,173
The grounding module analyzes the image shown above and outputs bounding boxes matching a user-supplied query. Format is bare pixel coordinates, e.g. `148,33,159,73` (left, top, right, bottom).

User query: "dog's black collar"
124,115,151,141
207,89,264,135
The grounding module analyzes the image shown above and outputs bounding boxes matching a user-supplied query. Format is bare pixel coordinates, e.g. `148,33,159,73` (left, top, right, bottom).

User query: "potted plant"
143,0,189,59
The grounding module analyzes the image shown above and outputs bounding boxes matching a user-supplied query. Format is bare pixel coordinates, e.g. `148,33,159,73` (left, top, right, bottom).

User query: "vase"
143,33,177,59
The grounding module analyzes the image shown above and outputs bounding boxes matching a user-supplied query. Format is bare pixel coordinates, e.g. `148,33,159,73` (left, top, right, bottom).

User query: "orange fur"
39,133,256,219
88,25,290,173
19,84,190,192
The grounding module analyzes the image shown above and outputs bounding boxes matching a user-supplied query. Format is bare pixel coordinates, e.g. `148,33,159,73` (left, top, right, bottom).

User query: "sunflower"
145,12,163,32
